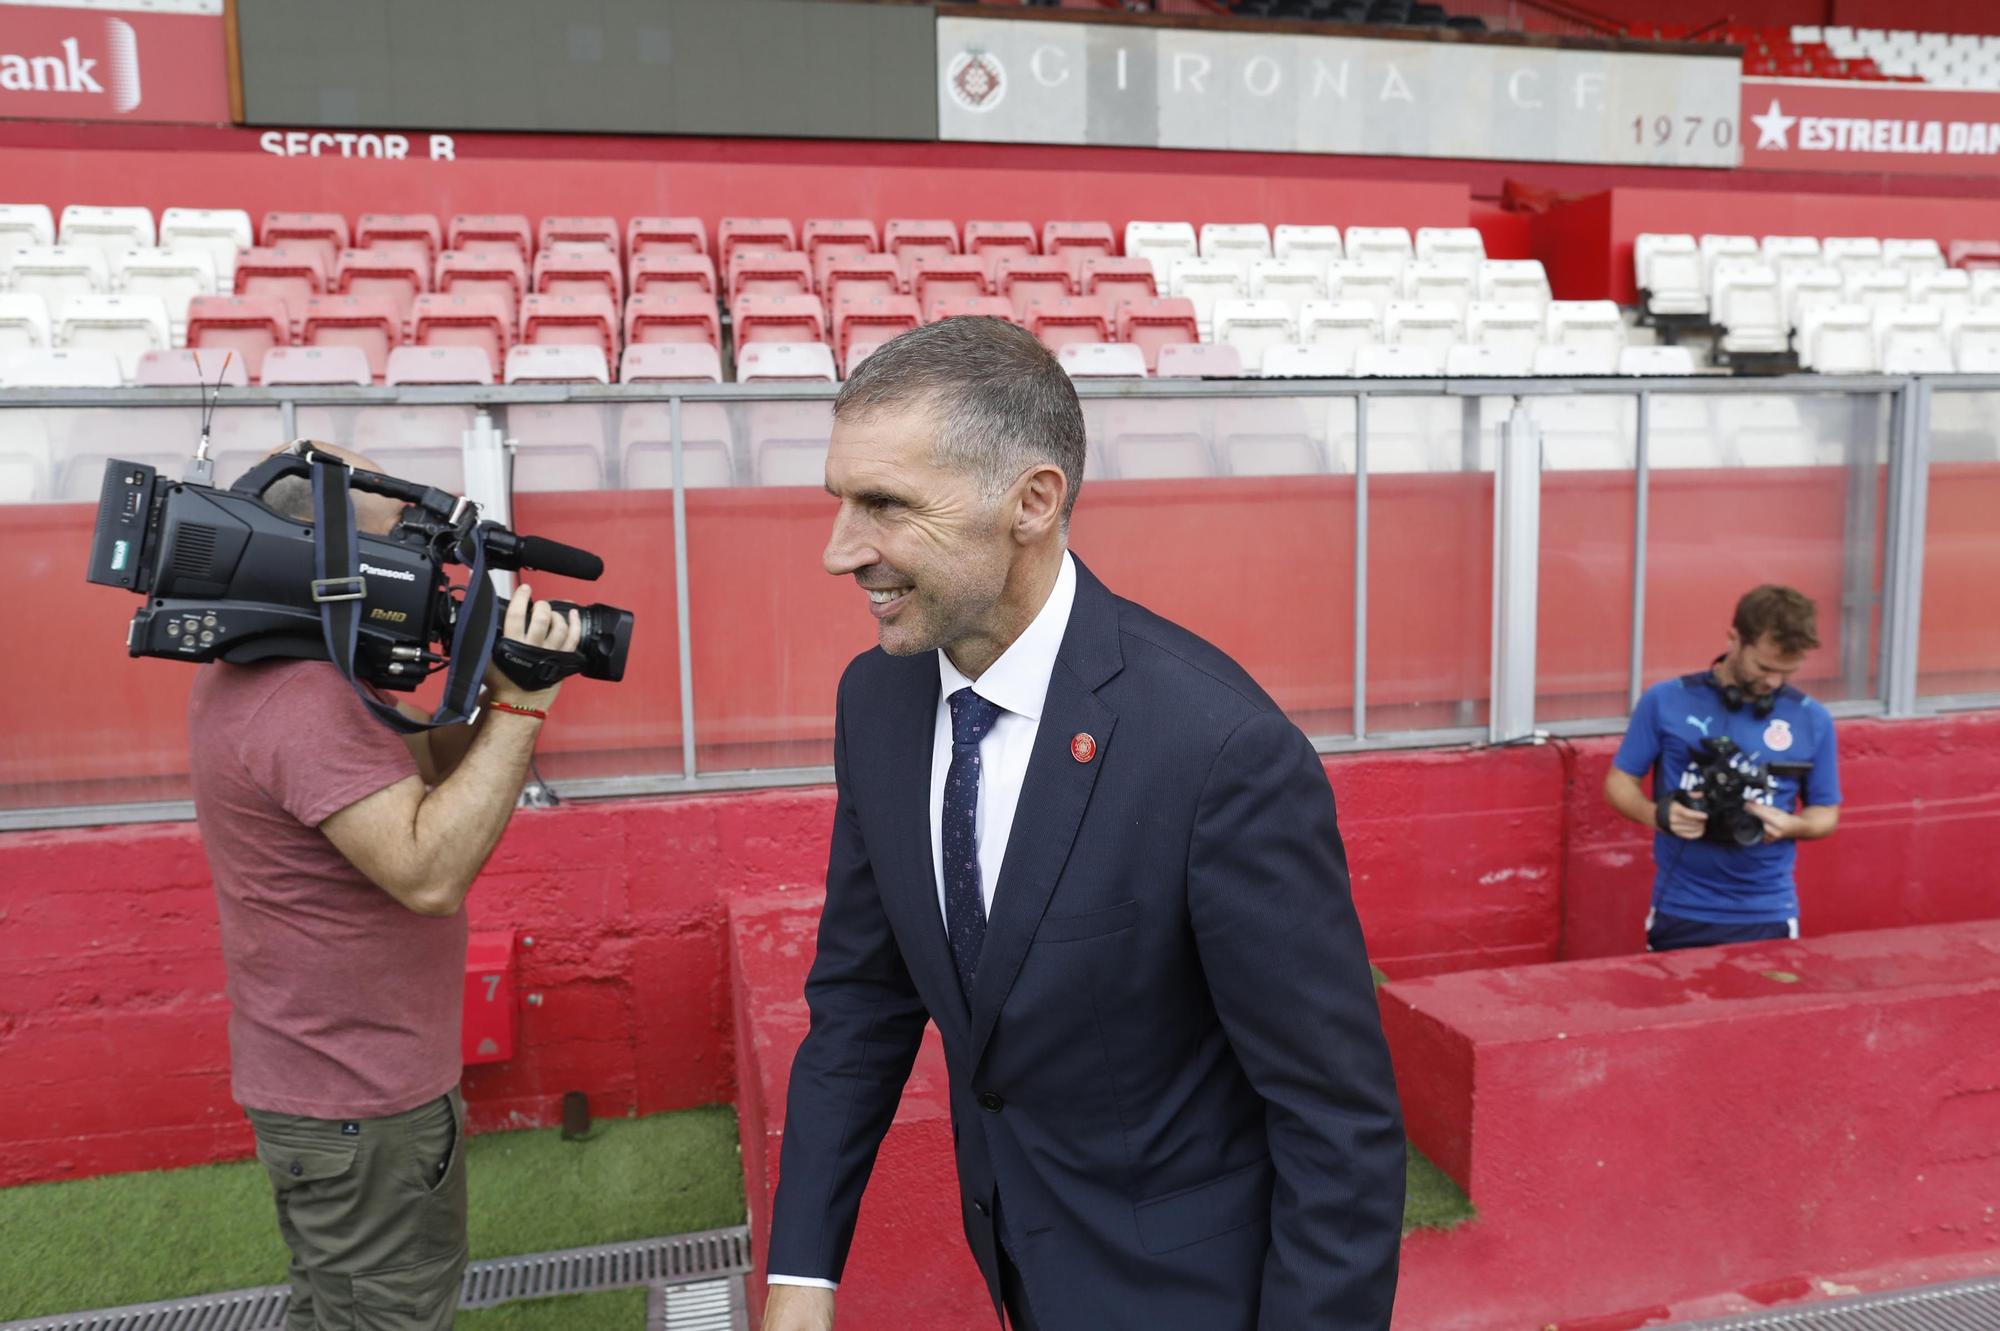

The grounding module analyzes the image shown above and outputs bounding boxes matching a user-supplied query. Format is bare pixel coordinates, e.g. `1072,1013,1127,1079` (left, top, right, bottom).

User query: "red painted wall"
2,711,1995,1185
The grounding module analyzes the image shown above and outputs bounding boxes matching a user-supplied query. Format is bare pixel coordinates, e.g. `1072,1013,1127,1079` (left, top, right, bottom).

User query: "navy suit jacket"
768,559,1405,1330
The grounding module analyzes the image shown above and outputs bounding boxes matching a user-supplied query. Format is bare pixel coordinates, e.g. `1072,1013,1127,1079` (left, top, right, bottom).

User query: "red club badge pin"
1070,732,1097,764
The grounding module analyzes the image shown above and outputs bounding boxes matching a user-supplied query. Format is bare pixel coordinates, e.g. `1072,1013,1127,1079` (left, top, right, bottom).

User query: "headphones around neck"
1683,655,1787,720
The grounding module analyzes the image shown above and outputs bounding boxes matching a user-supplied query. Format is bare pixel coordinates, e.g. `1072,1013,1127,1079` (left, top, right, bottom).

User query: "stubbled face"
822,402,1014,658
1721,628,1807,699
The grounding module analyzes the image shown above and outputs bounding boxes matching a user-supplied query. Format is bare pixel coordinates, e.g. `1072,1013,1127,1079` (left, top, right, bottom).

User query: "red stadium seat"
1949,241,2000,270
385,345,494,385
504,343,610,385
260,212,349,275
1043,221,1117,275
538,215,619,256
448,214,533,264
435,249,528,325
232,247,326,334
333,248,428,334
300,294,401,382
995,256,1076,315
628,216,708,259
831,293,921,371
261,345,371,387
803,218,878,271
911,255,990,318
885,218,959,281
410,291,511,369
964,220,1037,276
1155,342,1244,378
355,213,442,264
729,250,815,303
734,293,828,346
520,292,619,363
819,251,904,305
619,342,722,383
926,295,1021,326
718,217,797,271
624,291,720,349
1117,296,1200,371
1080,257,1159,310
630,253,717,298
534,246,623,304
1024,296,1111,353
185,295,290,383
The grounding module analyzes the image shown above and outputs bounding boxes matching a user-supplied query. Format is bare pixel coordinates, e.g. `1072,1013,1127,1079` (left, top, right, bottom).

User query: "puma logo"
1687,715,1713,737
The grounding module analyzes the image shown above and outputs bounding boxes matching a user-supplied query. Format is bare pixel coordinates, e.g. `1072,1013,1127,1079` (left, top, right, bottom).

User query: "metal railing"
2,371,1994,830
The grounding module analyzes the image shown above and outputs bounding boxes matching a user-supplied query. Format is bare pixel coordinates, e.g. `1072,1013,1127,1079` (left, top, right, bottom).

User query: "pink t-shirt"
188,660,467,1119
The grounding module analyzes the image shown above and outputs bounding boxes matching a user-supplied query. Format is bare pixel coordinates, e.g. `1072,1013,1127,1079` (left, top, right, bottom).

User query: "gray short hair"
833,317,1086,524
260,475,314,522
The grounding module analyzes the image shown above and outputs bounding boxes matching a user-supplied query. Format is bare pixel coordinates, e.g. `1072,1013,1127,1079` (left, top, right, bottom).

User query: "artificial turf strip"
0,1100,1470,1323
0,1105,746,1322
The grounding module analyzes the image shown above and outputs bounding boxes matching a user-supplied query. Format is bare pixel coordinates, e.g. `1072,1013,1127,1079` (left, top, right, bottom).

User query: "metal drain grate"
1665,1275,2000,1330
648,1280,748,1331
2,1226,752,1331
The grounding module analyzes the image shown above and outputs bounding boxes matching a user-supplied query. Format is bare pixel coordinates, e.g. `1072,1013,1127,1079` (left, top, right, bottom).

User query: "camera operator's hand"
487,583,582,713
1666,797,1709,841
1746,801,1802,844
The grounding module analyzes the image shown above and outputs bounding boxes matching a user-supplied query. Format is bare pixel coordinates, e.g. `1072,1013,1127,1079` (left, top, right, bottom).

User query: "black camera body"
86,452,630,692
1673,736,1813,848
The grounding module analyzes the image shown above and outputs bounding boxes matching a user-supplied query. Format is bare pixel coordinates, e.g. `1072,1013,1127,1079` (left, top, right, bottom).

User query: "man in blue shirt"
1604,585,1843,951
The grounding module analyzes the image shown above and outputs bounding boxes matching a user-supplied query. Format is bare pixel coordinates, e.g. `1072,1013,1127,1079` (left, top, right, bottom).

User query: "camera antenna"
184,349,234,485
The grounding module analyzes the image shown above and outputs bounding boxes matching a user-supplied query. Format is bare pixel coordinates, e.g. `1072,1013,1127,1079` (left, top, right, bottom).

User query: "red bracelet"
488,700,548,721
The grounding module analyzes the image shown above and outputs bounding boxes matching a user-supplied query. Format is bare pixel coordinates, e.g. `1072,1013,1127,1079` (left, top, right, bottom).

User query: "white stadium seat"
1154,342,1244,378
0,346,123,387
114,247,218,345
1344,226,1414,273
1124,221,1199,283
1881,238,1945,277
1545,300,1626,359
57,293,171,381
1875,306,1952,373
1617,345,1698,375
1699,234,1760,290
1199,223,1272,279
160,207,254,286
135,347,251,386
58,204,156,257
1712,262,1787,354
1783,264,1844,330
1248,259,1325,319
1414,227,1485,272
1910,268,1972,314
1213,299,1298,374
1057,342,1147,379
1299,300,1381,364
0,292,53,355
1322,260,1400,316
1532,344,1619,376
620,342,723,384
506,342,615,384
1465,300,1541,351
1971,269,2000,305
1167,257,1246,338
1445,343,1533,377
2,246,111,315
1272,224,1343,264
1383,300,1463,353
1260,344,1350,379
1635,234,1704,316
1760,235,1822,280
1800,303,1875,372
262,345,374,386
1401,261,1475,312
1951,310,2000,372
0,204,55,252
1821,236,1884,278
1477,259,1552,312
1352,343,1441,377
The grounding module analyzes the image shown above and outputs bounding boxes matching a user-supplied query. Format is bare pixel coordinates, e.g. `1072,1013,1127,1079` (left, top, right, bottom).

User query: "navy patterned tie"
944,686,1003,998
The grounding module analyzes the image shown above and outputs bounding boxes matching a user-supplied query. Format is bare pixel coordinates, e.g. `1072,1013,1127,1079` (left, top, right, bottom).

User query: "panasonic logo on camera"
359,562,416,582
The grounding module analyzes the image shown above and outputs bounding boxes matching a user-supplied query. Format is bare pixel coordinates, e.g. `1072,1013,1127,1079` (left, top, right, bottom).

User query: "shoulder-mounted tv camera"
85,441,631,732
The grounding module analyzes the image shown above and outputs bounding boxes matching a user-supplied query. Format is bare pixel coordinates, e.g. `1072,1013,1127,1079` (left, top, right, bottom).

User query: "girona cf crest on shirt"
1763,718,1794,752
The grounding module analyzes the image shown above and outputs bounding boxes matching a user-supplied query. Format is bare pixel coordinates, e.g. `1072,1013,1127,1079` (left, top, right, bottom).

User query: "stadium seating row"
1797,25,2000,90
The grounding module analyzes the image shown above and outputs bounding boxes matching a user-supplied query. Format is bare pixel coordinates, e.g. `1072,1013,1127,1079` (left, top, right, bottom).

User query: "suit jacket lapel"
876,652,965,1026
966,557,1124,1068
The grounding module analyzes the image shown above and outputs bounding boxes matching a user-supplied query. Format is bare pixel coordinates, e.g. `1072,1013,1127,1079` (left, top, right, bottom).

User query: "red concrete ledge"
730,891,994,1327
1382,922,2000,1330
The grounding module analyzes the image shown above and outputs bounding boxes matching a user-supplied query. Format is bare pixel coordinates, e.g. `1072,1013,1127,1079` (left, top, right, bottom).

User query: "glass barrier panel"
2,404,285,812
293,403,471,495
1364,393,1491,732
503,401,688,783
1919,390,2000,699
1640,392,1887,707
1074,395,1359,740
1534,392,1638,722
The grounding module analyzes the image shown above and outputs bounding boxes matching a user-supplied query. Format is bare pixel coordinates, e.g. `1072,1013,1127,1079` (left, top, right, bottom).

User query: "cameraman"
186,443,580,1331
1603,585,1842,952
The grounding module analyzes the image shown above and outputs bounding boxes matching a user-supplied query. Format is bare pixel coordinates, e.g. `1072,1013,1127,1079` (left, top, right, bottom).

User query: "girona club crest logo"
947,49,1005,114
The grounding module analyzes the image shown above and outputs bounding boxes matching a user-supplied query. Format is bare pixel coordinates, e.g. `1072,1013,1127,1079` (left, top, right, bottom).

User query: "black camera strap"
310,453,500,734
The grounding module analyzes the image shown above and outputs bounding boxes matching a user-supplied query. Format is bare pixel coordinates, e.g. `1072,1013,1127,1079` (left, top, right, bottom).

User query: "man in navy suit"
761,317,1405,1331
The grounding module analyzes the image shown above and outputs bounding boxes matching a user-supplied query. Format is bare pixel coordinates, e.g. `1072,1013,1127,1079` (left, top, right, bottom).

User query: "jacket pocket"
1132,1157,1273,1254
1036,898,1140,943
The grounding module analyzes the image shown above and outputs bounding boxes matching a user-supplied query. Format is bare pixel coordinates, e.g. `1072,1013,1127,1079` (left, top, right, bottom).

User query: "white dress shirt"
769,551,1077,1292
